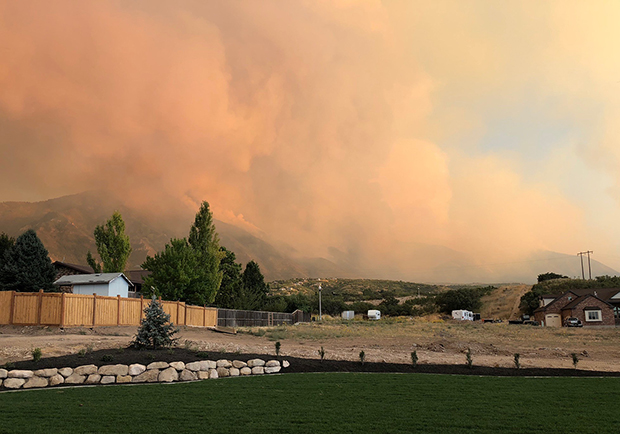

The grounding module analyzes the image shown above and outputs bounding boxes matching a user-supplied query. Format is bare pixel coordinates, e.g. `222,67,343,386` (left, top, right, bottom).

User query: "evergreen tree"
132,297,178,349
0,229,56,292
240,260,269,310
87,211,132,273
214,246,243,308
0,232,15,270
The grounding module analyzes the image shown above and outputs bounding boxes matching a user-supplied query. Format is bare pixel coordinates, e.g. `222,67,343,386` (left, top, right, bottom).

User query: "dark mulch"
7,346,620,377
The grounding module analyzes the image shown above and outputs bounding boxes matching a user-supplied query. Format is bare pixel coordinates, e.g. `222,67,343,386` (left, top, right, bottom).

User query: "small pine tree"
411,350,418,368
514,353,520,369
132,297,178,349
359,350,366,365
466,348,473,369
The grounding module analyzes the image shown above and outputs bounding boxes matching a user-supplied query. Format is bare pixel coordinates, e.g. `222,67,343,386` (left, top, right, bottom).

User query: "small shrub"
86,344,94,353
572,353,579,368
145,353,155,362
513,353,520,369
167,348,175,355
275,341,281,357
318,346,326,362
411,351,418,368
31,347,42,363
101,354,114,363
116,346,125,353
359,350,365,365
3,362,15,370
466,348,473,369
132,297,178,349
77,348,87,358
196,351,209,358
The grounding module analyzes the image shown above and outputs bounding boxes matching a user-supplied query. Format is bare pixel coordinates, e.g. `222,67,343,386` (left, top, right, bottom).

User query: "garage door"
545,314,561,327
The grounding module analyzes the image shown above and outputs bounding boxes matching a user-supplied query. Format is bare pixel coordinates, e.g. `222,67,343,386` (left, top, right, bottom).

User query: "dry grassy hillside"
479,284,532,320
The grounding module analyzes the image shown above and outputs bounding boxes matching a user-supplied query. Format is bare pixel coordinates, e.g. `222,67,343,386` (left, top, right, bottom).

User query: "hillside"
0,191,349,281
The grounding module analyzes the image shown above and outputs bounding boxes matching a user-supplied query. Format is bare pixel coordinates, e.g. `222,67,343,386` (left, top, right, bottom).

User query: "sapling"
275,341,281,357
572,353,579,369
31,347,42,363
513,353,520,369
466,348,473,369
318,346,326,362
359,350,365,365
411,350,418,368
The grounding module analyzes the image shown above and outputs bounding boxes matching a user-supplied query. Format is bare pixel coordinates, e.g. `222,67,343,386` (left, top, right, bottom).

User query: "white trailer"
367,310,381,320
452,310,474,321
341,311,355,320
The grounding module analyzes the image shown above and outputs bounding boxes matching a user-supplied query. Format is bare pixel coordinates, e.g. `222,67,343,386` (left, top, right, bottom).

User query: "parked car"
564,317,583,327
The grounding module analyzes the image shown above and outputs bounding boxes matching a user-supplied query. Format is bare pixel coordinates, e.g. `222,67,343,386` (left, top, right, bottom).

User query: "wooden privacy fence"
0,290,217,328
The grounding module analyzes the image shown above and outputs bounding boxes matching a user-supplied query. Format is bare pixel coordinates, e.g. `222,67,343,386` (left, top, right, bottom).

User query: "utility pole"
577,251,593,279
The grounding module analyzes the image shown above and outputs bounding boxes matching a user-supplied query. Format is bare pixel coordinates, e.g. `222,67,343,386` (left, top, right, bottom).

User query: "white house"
53,273,133,298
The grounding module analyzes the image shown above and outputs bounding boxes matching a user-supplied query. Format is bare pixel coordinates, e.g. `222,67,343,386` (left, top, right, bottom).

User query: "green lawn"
1,373,619,433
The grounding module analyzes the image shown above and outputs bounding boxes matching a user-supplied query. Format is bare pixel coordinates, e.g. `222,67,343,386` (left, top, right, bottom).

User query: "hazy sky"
1,0,620,276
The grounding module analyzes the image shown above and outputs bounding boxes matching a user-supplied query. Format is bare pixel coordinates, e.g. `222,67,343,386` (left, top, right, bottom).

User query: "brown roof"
53,261,94,274
568,288,620,302
124,269,151,285
561,294,614,310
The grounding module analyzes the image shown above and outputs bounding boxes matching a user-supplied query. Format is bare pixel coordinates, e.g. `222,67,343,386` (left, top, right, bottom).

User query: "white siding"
72,278,129,297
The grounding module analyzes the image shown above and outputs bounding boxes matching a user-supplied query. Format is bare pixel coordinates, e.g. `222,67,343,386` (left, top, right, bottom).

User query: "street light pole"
318,279,322,321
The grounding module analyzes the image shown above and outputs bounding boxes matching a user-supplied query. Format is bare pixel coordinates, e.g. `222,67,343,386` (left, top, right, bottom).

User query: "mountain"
0,191,350,281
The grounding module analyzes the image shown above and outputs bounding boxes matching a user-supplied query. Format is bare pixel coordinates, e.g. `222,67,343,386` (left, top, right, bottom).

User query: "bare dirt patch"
2,319,620,373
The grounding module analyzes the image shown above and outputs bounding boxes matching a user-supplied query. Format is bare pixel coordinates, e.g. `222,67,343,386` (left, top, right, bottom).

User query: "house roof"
53,261,94,274
567,288,620,302
53,273,134,287
124,269,151,285
561,294,614,310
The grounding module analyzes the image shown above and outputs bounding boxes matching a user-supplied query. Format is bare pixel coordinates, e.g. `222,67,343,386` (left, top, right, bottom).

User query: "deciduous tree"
87,211,132,273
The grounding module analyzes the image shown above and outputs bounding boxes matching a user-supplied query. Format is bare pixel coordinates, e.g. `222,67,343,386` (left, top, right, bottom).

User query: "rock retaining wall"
0,359,290,391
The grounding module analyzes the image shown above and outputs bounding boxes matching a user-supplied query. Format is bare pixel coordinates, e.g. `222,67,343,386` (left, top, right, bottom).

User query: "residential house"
533,288,619,327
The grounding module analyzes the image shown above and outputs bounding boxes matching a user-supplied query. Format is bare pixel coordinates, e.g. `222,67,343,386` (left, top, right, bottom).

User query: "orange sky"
1,1,620,279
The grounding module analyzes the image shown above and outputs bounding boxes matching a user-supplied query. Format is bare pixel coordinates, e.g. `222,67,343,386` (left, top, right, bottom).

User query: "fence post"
92,293,97,327
9,291,15,325
203,305,206,327
37,289,44,325
60,292,66,328
177,301,180,325
117,294,121,326
140,294,144,322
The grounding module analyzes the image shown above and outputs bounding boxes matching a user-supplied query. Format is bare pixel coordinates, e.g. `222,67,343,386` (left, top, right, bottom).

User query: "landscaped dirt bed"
8,346,620,378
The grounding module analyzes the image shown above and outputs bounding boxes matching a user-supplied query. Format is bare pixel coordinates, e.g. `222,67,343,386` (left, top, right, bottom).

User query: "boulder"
0,368,7,378
133,370,160,383
0,379,2,387
247,359,265,368
169,361,185,371
99,364,128,376
159,367,179,383
216,359,232,368
180,370,197,381
49,374,64,386
85,374,102,384
117,375,132,384
265,360,280,367
251,366,264,375
8,370,33,379
208,369,218,379
147,361,169,370
185,361,202,372
34,368,58,377
232,360,247,369
197,371,210,380
64,374,86,384
3,378,25,389
229,368,240,377
216,367,230,378
128,364,146,376
100,376,116,385
265,366,281,374
74,365,98,376
240,367,252,376
23,376,48,389
282,360,290,368
203,360,217,370
58,367,73,377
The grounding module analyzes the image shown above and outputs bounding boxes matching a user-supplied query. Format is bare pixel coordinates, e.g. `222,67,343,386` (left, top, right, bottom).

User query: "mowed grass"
1,373,620,434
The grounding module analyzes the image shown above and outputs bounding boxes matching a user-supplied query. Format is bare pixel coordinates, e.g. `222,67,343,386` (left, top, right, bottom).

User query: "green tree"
214,247,243,308
142,201,223,305
435,288,485,314
0,229,56,292
132,297,178,349
87,211,132,273
537,272,568,283
238,260,269,310
0,232,15,269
